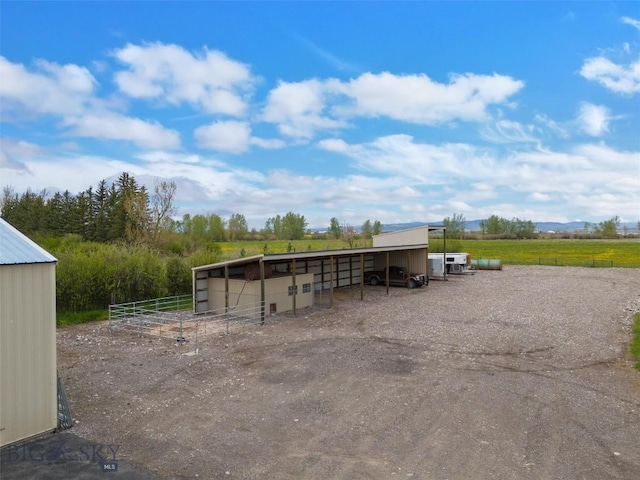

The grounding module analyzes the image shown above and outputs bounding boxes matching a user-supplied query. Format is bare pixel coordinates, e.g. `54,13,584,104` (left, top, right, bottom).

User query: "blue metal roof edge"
0,218,58,265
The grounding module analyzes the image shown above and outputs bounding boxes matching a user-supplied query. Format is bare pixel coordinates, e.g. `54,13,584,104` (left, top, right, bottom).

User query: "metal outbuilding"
0,218,58,447
192,227,433,321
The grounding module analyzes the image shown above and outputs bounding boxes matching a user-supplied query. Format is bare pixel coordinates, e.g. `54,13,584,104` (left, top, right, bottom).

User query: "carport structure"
192,243,429,322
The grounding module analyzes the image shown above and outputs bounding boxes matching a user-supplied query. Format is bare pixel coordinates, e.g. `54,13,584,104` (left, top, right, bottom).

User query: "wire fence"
538,257,615,267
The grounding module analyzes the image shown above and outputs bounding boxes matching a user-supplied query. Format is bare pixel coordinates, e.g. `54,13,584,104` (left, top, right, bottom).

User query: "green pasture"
219,238,640,268
218,238,367,259
455,239,640,268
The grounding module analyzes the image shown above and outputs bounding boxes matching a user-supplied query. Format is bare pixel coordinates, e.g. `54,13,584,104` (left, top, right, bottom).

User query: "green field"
218,238,640,268
218,238,365,258
454,239,640,268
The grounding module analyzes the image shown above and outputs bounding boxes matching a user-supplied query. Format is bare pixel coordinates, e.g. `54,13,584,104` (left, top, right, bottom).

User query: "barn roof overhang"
0,218,58,265
191,244,429,273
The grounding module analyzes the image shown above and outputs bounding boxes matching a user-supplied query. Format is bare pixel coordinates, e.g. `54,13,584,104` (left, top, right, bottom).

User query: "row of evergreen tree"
1,173,385,245
1,173,166,243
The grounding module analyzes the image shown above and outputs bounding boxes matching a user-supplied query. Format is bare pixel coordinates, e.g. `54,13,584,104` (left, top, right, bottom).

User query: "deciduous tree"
443,213,466,240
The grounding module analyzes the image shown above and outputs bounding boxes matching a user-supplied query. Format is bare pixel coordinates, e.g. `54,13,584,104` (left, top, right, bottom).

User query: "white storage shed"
0,218,58,447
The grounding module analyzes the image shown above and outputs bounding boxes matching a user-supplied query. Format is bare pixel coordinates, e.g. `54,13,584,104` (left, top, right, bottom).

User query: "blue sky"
1,1,639,229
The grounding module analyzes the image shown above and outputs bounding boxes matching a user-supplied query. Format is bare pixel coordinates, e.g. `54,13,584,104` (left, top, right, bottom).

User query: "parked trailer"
428,253,475,278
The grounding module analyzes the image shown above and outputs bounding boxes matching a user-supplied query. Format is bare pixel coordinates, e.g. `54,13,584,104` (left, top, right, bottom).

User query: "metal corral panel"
372,225,430,247
0,263,57,447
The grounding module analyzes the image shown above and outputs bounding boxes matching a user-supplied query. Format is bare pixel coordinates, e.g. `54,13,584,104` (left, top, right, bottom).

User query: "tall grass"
57,309,109,327
631,313,640,370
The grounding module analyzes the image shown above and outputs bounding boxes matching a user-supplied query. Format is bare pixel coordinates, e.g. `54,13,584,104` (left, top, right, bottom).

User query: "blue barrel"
470,259,503,270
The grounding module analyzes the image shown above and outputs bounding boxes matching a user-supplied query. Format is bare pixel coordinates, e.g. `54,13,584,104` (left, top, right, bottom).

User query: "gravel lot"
51,266,640,479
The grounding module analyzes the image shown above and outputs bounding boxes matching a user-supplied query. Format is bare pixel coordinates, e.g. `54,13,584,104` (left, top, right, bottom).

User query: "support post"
292,258,297,316
406,250,410,288
425,245,429,286
385,251,390,295
360,254,364,301
443,227,447,281
330,255,335,308
224,265,229,311
260,260,265,325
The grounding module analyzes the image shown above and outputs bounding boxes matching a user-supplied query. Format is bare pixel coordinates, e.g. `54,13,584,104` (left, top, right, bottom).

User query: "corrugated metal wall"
373,226,429,247
207,273,315,315
0,263,57,447
284,255,376,289
373,250,428,275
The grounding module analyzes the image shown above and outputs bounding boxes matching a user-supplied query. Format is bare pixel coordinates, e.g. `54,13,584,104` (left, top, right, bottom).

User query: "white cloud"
0,56,96,118
1,154,137,194
136,151,203,164
0,139,48,173
317,138,351,154
3,134,638,228
262,72,523,141
530,192,552,201
534,114,570,138
321,134,497,185
0,56,181,149
333,72,524,124
621,16,640,30
249,137,286,149
577,103,610,137
580,56,640,95
66,113,181,149
194,121,251,153
0,151,28,171
112,42,253,115
261,79,347,139
479,119,538,144
573,143,640,171
314,133,640,222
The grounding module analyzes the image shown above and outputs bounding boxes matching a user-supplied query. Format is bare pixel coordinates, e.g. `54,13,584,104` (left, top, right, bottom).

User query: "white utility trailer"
428,252,475,279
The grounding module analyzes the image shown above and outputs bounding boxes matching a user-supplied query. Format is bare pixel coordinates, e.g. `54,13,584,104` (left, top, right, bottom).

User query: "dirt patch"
53,266,640,479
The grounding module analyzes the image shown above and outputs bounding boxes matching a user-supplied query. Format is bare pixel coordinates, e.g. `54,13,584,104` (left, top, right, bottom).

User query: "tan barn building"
192,226,437,320
0,218,58,447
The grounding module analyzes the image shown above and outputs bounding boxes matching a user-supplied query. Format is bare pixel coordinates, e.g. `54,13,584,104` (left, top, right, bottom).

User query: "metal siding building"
372,225,430,247
192,241,429,316
0,219,58,447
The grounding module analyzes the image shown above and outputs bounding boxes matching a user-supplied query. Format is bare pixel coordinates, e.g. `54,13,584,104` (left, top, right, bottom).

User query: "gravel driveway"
46,266,640,478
